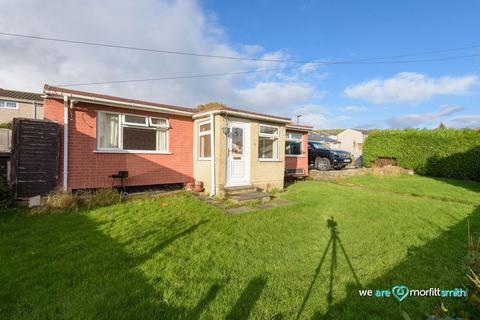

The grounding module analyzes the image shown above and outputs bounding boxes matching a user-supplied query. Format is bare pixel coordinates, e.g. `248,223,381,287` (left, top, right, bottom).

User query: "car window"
309,142,329,150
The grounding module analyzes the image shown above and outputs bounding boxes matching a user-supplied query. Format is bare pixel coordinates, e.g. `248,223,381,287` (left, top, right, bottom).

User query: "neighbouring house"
308,131,341,149
0,88,44,124
42,85,311,196
335,128,368,159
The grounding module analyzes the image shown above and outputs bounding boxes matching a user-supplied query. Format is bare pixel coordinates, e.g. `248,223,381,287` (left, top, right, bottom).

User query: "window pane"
286,141,302,155
123,127,156,150
231,127,243,156
200,134,211,158
124,114,147,125
259,137,278,159
200,122,211,132
156,129,168,151
260,126,278,135
287,133,302,140
1,100,17,109
98,113,119,148
151,117,168,127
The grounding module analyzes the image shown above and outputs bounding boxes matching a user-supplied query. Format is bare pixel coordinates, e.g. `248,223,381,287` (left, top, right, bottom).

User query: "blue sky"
0,0,479,128
202,0,480,128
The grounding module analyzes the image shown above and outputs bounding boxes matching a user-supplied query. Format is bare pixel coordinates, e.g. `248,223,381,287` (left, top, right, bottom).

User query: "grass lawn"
1,174,479,319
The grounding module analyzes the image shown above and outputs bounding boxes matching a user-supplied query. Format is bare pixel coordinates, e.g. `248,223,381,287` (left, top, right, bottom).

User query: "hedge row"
363,129,480,181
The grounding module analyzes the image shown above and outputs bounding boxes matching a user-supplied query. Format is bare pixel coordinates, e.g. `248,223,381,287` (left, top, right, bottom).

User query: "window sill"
197,158,212,161
94,150,172,155
258,159,282,162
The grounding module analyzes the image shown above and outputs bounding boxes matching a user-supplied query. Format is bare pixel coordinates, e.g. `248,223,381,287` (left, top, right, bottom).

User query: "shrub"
0,122,12,129
0,177,13,209
363,129,480,181
81,188,123,209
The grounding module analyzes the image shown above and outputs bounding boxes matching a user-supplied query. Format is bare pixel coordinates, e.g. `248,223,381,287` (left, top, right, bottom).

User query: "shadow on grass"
226,276,267,320
0,213,213,319
296,217,362,320
309,207,480,319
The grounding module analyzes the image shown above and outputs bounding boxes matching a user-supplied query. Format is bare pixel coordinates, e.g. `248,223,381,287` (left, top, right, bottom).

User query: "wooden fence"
10,119,60,198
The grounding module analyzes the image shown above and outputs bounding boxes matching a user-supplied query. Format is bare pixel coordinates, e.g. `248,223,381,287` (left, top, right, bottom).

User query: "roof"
194,104,292,122
309,132,340,143
0,88,43,102
286,123,313,132
338,128,370,135
43,85,196,114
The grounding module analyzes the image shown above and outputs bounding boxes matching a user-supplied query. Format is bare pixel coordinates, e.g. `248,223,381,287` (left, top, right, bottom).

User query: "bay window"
97,111,169,152
198,120,212,159
258,124,279,160
286,132,303,156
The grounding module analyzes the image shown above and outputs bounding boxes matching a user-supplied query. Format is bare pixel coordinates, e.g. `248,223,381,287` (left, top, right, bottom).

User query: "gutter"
44,90,195,117
193,109,291,124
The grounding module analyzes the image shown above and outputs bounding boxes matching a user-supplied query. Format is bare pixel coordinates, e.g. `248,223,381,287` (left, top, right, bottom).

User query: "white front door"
226,121,250,186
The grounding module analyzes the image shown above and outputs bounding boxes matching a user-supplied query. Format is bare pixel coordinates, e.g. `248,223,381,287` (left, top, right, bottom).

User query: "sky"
0,0,479,129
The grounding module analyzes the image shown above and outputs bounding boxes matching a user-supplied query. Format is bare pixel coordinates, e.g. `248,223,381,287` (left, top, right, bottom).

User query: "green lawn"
0,175,479,319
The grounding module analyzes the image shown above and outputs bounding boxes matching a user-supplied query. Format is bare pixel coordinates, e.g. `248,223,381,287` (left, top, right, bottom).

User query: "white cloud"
0,0,323,117
387,104,464,128
445,115,480,128
339,105,366,112
234,82,314,112
345,72,478,104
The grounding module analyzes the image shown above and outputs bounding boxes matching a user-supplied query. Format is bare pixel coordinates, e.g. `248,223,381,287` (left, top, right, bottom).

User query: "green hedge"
363,129,480,181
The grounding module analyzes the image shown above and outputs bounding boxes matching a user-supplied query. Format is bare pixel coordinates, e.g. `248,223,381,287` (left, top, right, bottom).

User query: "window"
198,121,212,159
0,99,18,109
258,124,279,160
97,111,169,152
286,132,303,156
309,142,329,150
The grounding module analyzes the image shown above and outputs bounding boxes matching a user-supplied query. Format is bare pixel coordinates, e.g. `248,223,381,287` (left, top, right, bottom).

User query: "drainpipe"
210,113,216,197
63,96,69,191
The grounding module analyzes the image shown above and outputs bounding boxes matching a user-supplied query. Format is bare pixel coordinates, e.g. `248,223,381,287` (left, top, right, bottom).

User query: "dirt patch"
373,157,397,167
372,165,413,176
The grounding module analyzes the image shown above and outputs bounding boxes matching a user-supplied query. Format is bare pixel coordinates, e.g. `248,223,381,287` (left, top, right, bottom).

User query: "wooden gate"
11,118,60,198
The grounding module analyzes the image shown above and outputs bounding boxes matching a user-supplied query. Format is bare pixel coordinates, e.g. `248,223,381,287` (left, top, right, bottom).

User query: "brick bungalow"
43,85,311,196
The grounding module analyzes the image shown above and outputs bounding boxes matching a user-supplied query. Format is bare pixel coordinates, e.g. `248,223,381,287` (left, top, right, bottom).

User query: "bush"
363,129,480,181
33,188,123,214
0,122,11,129
0,177,13,209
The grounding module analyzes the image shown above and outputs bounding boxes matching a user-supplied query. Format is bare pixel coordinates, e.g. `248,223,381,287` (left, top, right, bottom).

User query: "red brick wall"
285,130,309,174
44,98,194,190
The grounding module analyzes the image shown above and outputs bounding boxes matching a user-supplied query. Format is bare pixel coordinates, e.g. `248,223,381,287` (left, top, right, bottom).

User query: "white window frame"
0,99,18,109
96,110,170,154
258,124,280,161
123,113,148,127
286,132,303,157
149,117,169,128
198,120,212,160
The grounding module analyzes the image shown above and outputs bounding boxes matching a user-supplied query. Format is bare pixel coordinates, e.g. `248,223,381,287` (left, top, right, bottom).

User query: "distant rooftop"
0,88,43,102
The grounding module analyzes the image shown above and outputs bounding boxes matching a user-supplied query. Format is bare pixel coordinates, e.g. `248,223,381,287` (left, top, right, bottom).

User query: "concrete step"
229,191,271,203
224,185,258,196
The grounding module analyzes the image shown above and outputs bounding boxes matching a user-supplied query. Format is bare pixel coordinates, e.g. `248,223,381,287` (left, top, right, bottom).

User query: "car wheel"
315,157,331,171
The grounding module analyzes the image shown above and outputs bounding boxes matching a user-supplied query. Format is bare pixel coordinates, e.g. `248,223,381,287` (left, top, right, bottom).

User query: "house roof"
194,104,292,123
43,85,196,114
44,85,293,122
286,123,313,132
309,132,340,143
0,88,43,103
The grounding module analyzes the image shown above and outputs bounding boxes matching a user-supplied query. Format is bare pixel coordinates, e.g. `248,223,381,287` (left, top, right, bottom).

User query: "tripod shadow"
296,217,362,319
